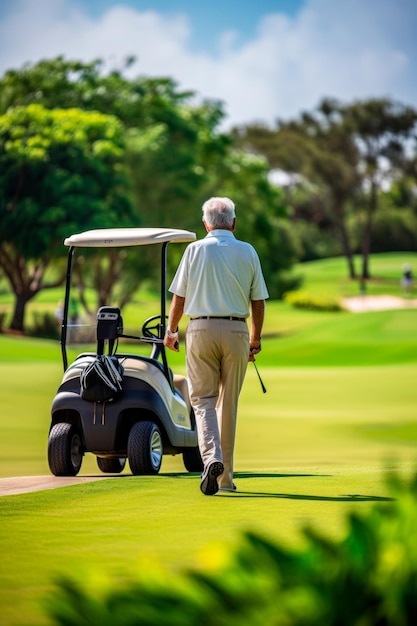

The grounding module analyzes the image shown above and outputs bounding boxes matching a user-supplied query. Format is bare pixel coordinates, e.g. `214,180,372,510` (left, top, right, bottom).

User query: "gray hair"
202,197,236,229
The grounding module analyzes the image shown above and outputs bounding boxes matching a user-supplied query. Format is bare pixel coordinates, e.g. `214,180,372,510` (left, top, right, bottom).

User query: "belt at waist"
191,316,246,322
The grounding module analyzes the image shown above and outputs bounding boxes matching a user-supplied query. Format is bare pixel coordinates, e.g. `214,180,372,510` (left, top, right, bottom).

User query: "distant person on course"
164,197,269,495
401,263,413,294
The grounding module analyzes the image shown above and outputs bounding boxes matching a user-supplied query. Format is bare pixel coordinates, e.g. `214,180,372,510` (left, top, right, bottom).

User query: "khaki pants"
186,318,249,488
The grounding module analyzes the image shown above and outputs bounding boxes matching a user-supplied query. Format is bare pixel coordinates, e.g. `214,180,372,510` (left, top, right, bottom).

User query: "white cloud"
0,0,416,128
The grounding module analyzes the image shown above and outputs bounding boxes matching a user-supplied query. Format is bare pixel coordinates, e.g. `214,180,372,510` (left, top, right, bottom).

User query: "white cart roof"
64,227,196,247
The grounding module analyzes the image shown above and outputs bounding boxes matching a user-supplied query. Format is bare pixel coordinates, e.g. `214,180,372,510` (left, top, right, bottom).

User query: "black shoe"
200,461,224,496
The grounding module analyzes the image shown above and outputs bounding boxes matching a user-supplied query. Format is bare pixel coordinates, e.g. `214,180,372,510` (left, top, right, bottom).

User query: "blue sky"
0,0,416,128
73,0,306,53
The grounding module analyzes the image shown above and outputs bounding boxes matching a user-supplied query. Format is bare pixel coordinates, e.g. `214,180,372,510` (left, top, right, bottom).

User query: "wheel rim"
71,433,82,469
150,430,163,469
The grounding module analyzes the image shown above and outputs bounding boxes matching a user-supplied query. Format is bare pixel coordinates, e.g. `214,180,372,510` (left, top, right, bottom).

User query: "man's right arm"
164,294,185,352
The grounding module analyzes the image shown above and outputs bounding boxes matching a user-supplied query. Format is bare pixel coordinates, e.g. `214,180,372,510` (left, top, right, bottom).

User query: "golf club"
252,359,267,393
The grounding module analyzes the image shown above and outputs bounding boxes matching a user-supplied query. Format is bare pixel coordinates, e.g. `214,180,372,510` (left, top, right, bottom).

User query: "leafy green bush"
29,311,60,339
271,270,304,299
284,291,343,311
45,472,417,626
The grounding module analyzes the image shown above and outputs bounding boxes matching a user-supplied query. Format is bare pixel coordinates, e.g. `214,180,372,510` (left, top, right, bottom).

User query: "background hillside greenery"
1,249,416,328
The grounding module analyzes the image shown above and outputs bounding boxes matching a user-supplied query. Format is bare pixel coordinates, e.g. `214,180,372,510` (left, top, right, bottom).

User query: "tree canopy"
233,98,417,280
0,103,133,330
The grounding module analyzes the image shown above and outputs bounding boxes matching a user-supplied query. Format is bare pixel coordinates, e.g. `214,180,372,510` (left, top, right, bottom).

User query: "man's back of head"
202,197,236,230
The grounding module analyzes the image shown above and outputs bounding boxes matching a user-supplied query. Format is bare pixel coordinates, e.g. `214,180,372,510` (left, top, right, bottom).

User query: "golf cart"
48,227,203,477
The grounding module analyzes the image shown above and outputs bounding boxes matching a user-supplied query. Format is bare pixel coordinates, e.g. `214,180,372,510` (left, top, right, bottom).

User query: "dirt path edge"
0,475,113,496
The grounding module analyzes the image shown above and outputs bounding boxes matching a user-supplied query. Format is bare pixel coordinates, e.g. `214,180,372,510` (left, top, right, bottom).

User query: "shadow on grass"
158,472,393,501
220,492,394,502
234,472,329,479
79,473,394,502
229,472,393,501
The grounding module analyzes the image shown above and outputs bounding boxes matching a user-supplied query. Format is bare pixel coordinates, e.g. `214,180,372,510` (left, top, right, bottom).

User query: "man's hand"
164,295,184,352
249,339,261,362
164,331,179,352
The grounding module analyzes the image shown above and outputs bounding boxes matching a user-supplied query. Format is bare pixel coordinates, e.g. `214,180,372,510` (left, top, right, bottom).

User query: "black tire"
48,422,83,476
128,421,163,475
96,457,126,474
183,445,203,473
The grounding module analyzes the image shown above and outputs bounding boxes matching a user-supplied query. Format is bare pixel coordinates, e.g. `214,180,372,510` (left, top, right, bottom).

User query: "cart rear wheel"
97,457,126,474
128,421,163,475
48,422,83,476
183,446,203,473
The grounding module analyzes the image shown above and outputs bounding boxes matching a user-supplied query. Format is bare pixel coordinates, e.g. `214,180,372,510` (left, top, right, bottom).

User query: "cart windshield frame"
60,228,196,371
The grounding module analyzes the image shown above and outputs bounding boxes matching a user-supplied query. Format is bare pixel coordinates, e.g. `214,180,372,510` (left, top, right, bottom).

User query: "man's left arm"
249,299,265,362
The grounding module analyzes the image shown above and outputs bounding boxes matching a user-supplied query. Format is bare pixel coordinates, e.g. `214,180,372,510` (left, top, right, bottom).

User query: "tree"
0,57,298,303
197,149,301,297
233,98,417,280
125,96,230,231
233,108,361,278
0,103,134,331
0,57,229,229
340,98,417,278
0,58,232,296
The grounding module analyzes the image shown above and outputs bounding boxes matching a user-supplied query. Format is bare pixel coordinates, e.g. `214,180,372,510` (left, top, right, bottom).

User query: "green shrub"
270,270,304,299
29,311,60,339
45,472,417,626
284,291,343,312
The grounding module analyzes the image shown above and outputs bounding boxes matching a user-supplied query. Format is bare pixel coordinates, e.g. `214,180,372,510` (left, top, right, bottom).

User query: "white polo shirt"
169,229,269,318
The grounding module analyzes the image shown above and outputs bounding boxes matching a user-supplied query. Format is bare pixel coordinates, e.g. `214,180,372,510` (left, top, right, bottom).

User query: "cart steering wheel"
142,315,168,341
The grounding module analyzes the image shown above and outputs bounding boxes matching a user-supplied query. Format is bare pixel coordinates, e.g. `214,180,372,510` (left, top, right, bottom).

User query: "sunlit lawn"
1,338,417,624
293,251,417,297
1,357,417,625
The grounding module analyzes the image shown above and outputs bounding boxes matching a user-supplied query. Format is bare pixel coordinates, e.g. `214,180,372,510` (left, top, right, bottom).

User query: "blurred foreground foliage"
46,471,417,626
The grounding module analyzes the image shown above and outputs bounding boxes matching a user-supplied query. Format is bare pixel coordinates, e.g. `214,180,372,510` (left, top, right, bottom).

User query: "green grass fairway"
293,251,417,297
1,356,417,624
1,255,417,626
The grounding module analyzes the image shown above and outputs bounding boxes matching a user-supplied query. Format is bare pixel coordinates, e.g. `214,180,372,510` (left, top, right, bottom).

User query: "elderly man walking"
164,197,269,495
